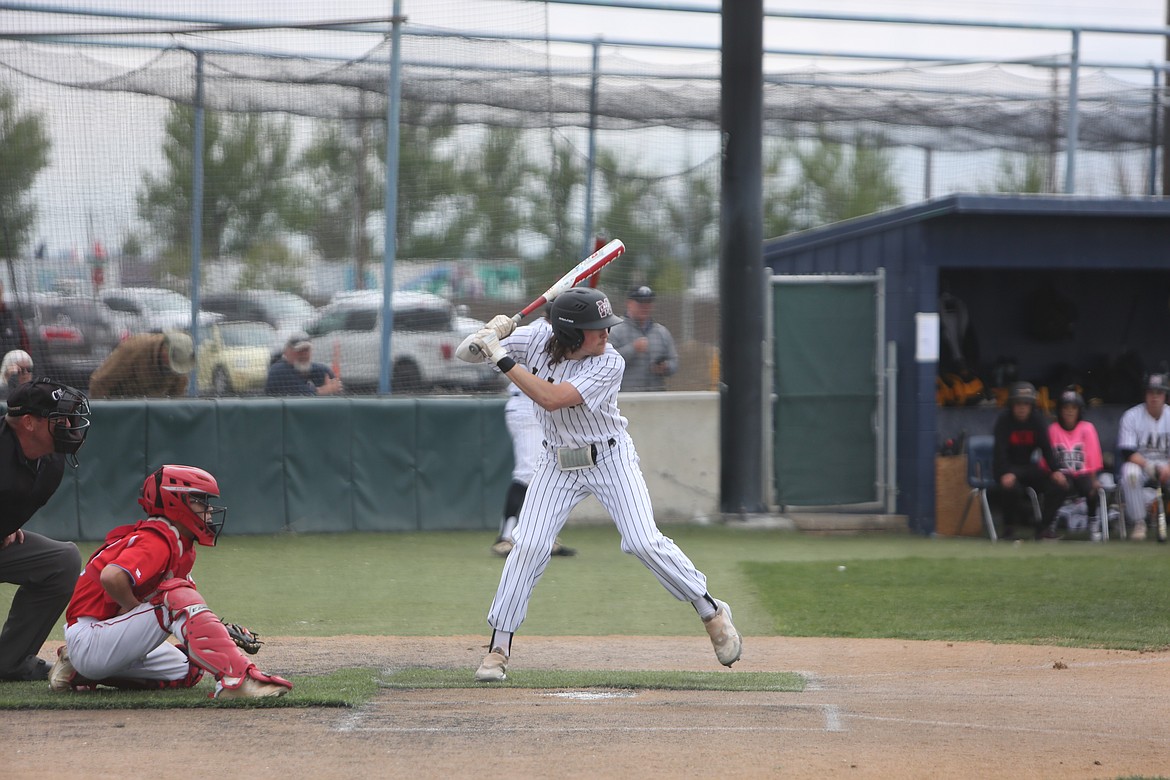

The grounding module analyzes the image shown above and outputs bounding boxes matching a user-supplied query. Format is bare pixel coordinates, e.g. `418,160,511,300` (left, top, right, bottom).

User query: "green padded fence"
19,397,512,541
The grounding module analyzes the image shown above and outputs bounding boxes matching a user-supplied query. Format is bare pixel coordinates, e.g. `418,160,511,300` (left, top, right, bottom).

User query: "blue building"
763,194,1170,534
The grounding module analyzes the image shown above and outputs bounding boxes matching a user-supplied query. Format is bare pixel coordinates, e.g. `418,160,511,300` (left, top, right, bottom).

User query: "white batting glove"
455,331,489,363
472,329,509,366
485,314,516,340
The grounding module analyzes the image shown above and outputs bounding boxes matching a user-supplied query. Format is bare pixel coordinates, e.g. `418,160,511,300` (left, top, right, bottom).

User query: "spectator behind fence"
0,350,33,400
608,285,678,392
1047,387,1106,541
265,331,342,397
992,381,1068,540
87,331,194,399
1116,371,1170,542
0,379,90,681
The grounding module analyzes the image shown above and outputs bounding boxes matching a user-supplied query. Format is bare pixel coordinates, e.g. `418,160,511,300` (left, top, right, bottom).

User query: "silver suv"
100,287,223,335
305,290,502,393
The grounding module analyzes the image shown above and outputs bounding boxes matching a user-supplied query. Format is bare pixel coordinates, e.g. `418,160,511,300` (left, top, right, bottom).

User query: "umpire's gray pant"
0,531,80,674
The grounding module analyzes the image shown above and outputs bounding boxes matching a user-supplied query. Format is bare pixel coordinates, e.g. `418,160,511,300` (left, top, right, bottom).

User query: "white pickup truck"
304,290,503,393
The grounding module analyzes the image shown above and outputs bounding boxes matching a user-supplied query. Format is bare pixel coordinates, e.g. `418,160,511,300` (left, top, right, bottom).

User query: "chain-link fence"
0,2,1164,397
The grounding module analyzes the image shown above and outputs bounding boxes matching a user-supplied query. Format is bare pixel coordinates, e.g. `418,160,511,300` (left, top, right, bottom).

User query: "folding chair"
958,435,998,541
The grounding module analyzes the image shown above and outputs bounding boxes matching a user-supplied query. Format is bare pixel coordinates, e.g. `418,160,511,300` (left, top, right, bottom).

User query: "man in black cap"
608,285,678,392
0,378,91,681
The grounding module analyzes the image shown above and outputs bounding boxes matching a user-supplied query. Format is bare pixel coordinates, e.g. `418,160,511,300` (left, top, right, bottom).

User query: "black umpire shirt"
0,417,65,539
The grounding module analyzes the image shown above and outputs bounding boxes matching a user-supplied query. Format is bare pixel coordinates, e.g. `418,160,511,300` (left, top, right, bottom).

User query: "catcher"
48,465,291,698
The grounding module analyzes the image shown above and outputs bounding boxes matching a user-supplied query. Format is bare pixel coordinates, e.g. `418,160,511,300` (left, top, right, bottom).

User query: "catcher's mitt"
222,620,264,654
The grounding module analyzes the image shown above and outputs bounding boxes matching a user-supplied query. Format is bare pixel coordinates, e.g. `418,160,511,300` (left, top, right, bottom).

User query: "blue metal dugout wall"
23,397,513,542
763,194,1170,535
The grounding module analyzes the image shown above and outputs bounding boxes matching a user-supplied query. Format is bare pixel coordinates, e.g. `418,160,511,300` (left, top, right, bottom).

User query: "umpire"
0,378,91,681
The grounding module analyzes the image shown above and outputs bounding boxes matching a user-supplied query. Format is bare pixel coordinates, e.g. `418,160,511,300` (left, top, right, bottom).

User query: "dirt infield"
9,636,1170,779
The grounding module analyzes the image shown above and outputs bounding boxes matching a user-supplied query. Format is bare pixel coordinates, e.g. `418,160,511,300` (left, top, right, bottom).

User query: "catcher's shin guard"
151,582,292,697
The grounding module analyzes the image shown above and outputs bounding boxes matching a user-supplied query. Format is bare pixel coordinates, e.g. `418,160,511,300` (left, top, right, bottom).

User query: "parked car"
196,320,278,396
305,290,502,393
25,294,121,390
100,287,222,335
200,290,315,350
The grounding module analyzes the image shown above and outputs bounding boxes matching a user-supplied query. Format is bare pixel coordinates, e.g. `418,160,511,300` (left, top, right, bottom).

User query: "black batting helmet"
550,288,623,350
1057,386,1084,409
1007,381,1037,405
1145,372,1170,394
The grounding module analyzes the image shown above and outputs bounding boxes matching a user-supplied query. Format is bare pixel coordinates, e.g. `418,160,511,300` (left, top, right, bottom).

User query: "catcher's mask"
550,288,623,351
5,378,91,468
139,465,227,546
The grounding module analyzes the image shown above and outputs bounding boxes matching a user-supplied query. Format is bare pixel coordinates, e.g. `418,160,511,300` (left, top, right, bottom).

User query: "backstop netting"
0,1,1162,395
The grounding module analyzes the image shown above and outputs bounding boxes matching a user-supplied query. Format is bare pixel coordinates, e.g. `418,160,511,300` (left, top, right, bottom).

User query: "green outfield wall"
22,397,513,541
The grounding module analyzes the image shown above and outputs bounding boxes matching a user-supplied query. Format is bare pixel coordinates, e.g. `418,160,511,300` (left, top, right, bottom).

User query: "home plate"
544,691,638,700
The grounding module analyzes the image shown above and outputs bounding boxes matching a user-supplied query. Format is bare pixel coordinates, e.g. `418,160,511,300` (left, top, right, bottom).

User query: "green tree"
289,120,372,262
593,147,669,294
764,133,902,236
389,103,461,260
991,152,1049,194
524,135,586,296
664,160,720,286
444,126,529,260
0,86,50,257
138,105,297,277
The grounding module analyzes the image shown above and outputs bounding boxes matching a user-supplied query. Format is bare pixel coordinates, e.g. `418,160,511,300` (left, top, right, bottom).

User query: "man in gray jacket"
608,285,678,392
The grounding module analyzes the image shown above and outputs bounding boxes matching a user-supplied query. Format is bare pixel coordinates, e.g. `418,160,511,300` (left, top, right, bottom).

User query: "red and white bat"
511,238,625,325
456,238,625,362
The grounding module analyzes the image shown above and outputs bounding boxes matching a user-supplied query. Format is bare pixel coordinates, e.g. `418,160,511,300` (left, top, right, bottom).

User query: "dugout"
762,194,1170,535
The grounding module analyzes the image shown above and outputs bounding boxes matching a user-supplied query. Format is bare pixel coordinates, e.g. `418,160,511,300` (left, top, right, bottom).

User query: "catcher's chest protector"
83,519,190,599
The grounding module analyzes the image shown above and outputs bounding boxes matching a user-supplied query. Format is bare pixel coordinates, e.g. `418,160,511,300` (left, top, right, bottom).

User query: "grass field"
7,525,1168,650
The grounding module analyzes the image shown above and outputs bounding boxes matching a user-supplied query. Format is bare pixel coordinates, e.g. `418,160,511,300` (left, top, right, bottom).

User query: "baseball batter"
1117,372,1170,541
460,287,741,681
49,465,292,698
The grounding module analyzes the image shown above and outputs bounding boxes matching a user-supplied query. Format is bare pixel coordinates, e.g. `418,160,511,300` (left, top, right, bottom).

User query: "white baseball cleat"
475,647,508,682
48,646,78,692
704,599,742,667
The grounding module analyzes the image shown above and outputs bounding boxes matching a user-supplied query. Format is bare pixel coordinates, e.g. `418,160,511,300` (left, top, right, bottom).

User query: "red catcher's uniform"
67,518,196,625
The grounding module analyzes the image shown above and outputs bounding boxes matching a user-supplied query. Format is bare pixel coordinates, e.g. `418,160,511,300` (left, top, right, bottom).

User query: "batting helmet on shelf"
139,465,226,546
550,287,623,351
1007,381,1037,405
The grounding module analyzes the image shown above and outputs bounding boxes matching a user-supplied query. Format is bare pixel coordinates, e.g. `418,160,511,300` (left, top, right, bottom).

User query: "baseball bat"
457,238,625,362
512,238,625,324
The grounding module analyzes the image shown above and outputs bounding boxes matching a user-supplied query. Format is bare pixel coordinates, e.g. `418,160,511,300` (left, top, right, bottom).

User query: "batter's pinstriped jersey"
502,318,630,449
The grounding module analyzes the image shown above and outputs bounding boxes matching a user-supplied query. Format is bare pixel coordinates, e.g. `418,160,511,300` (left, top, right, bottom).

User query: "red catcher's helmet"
138,465,226,546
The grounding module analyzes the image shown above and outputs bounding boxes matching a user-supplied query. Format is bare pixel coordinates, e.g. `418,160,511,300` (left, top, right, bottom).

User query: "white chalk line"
337,702,845,734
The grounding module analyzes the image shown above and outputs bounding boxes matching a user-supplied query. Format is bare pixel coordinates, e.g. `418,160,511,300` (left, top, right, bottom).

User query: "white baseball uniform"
1116,401,1170,524
486,319,709,633
505,384,542,485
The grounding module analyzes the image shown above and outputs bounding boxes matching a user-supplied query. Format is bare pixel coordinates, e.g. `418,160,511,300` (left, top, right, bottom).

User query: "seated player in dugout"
49,465,292,698
992,381,1068,540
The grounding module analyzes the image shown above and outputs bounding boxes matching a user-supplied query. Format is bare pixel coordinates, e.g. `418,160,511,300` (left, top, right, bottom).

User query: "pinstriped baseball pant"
486,437,708,633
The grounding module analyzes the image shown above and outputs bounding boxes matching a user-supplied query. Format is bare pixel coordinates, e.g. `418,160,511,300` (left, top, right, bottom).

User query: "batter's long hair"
544,335,571,366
